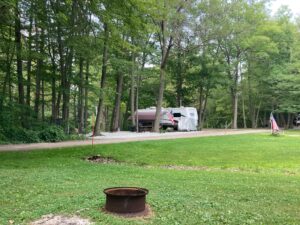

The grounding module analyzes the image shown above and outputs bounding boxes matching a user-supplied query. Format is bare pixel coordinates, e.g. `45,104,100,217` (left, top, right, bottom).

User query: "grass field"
0,132,300,224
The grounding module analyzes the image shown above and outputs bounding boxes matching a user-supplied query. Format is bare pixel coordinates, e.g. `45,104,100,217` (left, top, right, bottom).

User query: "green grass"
0,132,300,224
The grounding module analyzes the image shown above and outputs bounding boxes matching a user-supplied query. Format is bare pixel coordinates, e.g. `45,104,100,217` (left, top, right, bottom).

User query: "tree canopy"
1,0,300,142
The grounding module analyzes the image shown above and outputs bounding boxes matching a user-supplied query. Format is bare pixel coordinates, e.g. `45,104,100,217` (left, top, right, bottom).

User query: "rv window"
173,113,182,117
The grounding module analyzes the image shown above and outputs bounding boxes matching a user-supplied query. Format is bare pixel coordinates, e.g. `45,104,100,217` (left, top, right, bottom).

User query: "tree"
152,0,188,132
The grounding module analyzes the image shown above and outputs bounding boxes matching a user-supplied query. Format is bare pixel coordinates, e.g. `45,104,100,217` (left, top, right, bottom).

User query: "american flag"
270,113,279,133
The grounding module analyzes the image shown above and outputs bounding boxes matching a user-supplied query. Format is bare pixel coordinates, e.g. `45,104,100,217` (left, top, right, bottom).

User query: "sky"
270,0,300,17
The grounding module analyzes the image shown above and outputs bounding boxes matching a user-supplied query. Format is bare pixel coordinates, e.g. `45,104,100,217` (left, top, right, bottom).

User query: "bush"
38,126,66,142
23,130,40,143
66,134,86,141
1,127,40,143
0,127,8,144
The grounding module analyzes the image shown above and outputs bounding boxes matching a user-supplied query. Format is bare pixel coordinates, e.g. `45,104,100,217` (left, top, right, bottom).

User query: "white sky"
271,0,300,17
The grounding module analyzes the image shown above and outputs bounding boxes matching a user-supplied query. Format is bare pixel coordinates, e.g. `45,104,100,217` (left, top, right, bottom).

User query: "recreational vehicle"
167,107,198,131
129,107,176,131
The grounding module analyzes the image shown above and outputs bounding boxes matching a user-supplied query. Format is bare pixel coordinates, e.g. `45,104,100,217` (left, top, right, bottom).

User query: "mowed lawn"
0,132,300,224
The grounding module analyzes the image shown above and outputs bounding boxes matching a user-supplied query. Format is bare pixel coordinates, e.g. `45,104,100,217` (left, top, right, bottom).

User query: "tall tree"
15,0,25,106
152,0,187,132
94,22,109,135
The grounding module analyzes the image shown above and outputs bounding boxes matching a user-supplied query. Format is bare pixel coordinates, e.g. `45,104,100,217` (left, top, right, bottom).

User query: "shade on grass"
0,132,300,224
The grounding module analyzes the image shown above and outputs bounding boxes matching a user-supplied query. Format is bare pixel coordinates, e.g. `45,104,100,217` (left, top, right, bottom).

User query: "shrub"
1,127,40,143
66,134,86,141
23,130,40,143
0,127,8,144
38,126,66,142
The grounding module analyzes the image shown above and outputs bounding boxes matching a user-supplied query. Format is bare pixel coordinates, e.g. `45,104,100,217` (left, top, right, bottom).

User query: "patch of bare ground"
29,214,92,225
102,204,153,219
158,165,250,173
143,164,243,173
160,165,210,171
284,170,298,176
85,155,117,164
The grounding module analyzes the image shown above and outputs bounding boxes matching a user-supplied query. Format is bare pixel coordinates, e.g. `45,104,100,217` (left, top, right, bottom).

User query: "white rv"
167,107,198,131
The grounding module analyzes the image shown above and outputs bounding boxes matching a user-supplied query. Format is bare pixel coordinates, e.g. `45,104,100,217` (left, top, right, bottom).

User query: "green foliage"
0,127,8,144
1,0,300,138
38,126,66,143
0,124,82,144
0,127,40,143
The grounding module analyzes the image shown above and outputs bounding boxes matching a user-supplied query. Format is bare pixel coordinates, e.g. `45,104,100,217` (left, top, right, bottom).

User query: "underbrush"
0,125,80,143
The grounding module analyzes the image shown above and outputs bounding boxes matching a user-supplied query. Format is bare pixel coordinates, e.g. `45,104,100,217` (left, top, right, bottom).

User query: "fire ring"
104,187,149,214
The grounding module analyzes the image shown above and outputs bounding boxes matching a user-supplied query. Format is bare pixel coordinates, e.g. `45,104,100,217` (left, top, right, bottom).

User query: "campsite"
1,0,300,224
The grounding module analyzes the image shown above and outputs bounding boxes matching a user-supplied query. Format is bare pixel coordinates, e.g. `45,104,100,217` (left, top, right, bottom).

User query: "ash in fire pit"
103,187,149,216
86,155,117,164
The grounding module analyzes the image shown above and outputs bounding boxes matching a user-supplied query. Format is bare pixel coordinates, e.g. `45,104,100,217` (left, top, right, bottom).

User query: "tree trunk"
130,53,136,127
49,43,57,123
15,1,25,106
153,68,165,132
94,23,109,135
51,76,56,123
231,89,238,129
111,73,124,132
248,75,256,128
84,61,89,133
57,23,64,120
202,89,209,127
42,79,45,121
34,68,41,119
136,73,140,132
123,88,131,131
287,113,293,129
73,90,77,129
197,83,210,130
56,87,61,118
153,19,173,132
231,63,239,129
197,86,203,130
242,93,247,128
105,106,110,131
78,58,84,133
26,14,33,106
280,113,286,128
1,49,14,109
176,45,183,107
254,101,261,128
34,28,45,118
62,49,73,133
1,63,9,109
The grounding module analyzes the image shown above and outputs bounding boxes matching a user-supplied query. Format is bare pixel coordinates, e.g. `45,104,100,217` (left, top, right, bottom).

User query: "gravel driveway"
0,129,267,152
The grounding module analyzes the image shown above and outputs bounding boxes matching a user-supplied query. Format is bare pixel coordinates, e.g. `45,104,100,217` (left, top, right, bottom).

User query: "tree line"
1,0,300,142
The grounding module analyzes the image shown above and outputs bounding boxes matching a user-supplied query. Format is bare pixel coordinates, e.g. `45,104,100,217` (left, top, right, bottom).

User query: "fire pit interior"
104,187,149,214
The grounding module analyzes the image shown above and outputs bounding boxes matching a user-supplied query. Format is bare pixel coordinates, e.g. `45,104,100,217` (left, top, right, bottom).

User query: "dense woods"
1,0,300,143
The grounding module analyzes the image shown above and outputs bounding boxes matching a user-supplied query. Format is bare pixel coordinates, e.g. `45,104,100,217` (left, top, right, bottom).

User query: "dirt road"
0,129,267,152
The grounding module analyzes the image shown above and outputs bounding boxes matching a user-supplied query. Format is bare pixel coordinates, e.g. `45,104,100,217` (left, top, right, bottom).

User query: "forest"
1,0,300,143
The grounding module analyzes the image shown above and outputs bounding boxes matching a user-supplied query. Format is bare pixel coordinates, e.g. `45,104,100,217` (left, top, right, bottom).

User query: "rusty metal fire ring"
104,187,149,214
